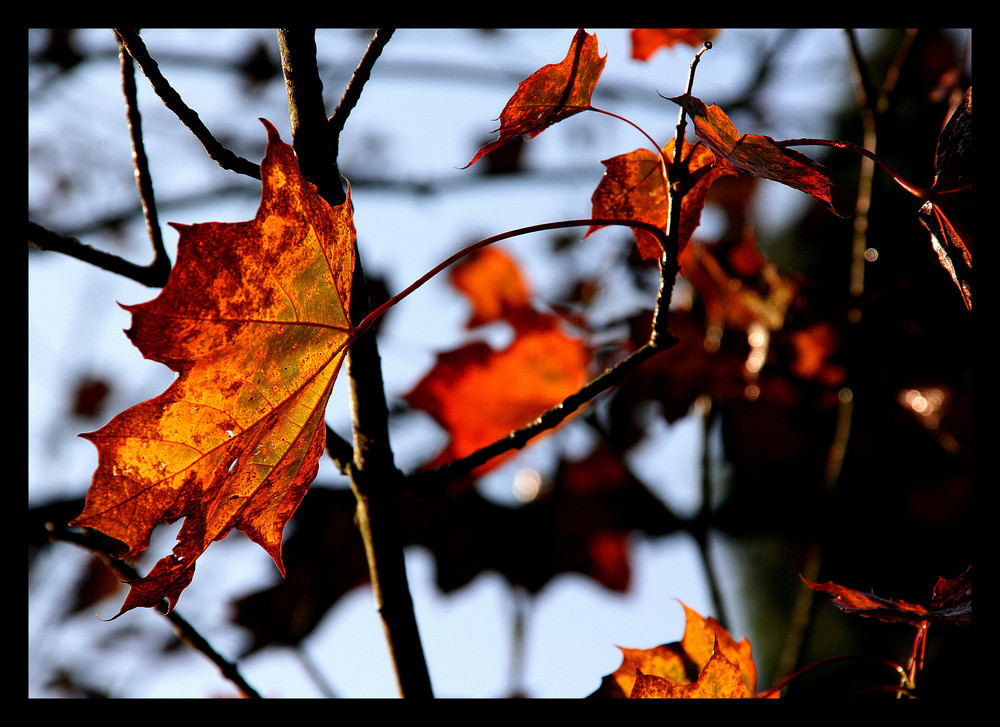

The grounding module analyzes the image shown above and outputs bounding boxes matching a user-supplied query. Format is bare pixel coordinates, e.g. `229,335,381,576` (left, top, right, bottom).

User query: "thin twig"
844,28,878,303
28,35,182,287
842,28,920,303
115,28,262,180
28,221,170,288
670,41,713,169
651,40,710,344
324,424,355,474
118,31,172,287
45,524,262,698
329,28,395,138
693,399,731,631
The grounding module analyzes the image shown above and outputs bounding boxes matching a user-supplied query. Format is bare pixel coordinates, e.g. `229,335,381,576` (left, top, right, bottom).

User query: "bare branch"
28,221,170,288
44,523,262,699
279,27,433,699
115,28,262,180
329,28,395,138
277,29,343,205
118,32,172,286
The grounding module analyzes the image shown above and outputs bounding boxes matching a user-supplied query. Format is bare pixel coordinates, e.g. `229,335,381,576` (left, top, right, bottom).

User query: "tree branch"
115,28,262,180
28,221,170,288
328,28,394,145
118,31,172,287
44,523,261,699
277,28,343,205
278,27,433,698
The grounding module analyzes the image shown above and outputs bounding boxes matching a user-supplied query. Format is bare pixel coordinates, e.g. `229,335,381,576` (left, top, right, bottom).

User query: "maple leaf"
588,138,736,260
448,246,532,328
917,86,972,310
802,566,972,627
669,93,840,216
465,29,606,168
679,232,797,336
788,322,846,388
630,29,718,61
406,248,590,476
71,119,357,616
591,602,775,698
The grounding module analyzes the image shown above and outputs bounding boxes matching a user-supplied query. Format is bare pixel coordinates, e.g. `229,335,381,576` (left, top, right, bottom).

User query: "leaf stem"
776,137,930,200
355,218,674,339
588,106,672,196
355,218,676,336
758,652,909,698
588,106,666,158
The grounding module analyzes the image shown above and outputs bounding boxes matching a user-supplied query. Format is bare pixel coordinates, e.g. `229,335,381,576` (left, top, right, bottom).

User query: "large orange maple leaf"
71,119,356,616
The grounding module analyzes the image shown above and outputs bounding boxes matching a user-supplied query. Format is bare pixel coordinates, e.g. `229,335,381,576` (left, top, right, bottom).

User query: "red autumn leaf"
591,602,775,698
788,322,846,387
406,323,589,476
71,119,357,616
802,566,972,627
630,29,718,61
465,29,606,168
448,245,532,328
669,93,840,216
588,138,736,259
406,249,589,475
917,86,972,310
679,232,797,335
